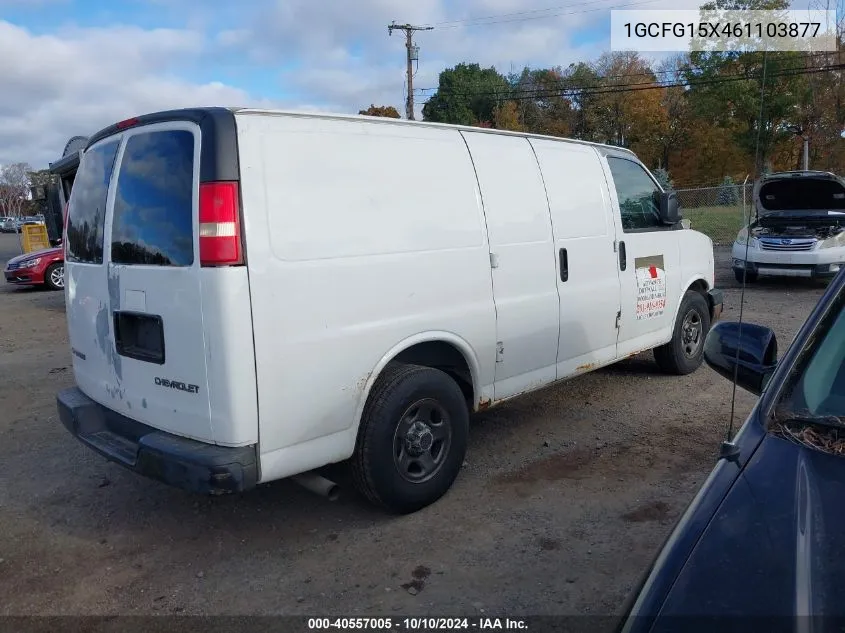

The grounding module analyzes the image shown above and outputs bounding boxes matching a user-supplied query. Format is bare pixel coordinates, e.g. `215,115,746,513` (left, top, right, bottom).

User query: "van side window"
111,130,195,267
65,141,119,264
607,157,663,231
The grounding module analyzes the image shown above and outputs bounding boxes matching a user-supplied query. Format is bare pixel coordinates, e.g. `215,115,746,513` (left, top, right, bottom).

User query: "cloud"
3,0,818,166
224,0,632,118
0,20,274,168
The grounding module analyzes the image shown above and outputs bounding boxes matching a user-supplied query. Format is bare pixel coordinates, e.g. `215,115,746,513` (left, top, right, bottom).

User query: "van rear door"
66,118,235,444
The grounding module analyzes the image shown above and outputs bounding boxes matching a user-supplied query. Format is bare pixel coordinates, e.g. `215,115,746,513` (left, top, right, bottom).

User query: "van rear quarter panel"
234,112,497,479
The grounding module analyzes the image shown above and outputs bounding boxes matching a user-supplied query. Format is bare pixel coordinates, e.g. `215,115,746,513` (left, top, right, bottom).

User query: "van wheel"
653,290,711,375
44,262,64,291
352,363,469,514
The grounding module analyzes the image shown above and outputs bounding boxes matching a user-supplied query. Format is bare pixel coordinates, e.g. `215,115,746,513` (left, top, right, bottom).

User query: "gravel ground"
0,233,828,619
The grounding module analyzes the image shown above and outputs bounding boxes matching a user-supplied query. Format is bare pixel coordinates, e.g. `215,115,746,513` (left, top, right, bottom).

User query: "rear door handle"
619,241,627,271
559,248,568,282
113,310,166,365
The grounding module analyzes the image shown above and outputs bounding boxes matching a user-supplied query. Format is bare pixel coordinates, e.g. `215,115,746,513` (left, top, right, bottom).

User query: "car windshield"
773,287,845,450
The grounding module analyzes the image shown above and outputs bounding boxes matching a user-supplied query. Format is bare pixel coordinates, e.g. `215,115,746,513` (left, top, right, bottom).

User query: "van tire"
352,362,469,514
653,290,711,375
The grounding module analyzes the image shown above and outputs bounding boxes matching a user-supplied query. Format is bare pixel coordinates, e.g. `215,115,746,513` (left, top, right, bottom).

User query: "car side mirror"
703,321,778,396
659,191,681,225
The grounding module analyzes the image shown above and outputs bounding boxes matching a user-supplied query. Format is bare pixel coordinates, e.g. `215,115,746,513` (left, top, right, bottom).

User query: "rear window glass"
66,141,119,264
111,130,195,266
759,179,845,212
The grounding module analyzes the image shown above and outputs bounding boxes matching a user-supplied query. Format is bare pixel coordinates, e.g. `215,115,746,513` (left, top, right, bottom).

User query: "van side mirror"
659,191,681,225
703,322,778,396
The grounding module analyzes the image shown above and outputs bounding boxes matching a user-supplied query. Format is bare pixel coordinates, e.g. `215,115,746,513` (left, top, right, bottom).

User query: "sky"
0,0,824,168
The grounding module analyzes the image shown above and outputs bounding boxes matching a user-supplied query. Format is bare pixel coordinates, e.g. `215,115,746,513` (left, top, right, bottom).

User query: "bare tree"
0,162,33,218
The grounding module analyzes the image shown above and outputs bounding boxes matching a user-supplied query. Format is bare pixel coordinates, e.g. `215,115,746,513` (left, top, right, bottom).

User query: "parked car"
618,266,845,631
56,107,721,514
0,217,21,233
3,245,64,290
732,170,845,283
19,216,45,232
0,216,45,233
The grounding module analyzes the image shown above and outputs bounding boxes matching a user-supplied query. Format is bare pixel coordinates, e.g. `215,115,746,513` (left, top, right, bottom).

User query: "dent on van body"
104,264,123,381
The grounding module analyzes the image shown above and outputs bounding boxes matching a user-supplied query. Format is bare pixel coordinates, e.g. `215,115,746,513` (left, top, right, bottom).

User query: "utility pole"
802,135,809,171
788,125,810,171
388,21,433,120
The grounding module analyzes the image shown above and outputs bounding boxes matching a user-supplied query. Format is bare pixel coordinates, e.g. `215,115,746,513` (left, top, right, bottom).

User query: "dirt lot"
0,232,828,618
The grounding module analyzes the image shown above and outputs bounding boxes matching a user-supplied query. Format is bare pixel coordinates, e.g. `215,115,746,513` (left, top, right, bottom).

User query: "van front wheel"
352,363,469,514
653,290,711,375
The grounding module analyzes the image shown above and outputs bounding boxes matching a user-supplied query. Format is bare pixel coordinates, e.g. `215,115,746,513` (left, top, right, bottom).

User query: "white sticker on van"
635,256,667,320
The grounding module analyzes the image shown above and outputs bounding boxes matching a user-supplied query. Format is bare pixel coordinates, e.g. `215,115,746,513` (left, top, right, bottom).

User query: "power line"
417,63,844,104
428,0,656,28
426,0,663,29
414,51,841,94
424,65,843,103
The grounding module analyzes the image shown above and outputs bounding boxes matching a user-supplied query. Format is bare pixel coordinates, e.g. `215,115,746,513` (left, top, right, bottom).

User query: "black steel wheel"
352,363,468,514
654,290,711,375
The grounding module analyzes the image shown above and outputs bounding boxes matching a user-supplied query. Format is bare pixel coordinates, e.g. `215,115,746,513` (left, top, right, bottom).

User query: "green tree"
563,62,601,140
358,104,401,118
654,55,692,171
683,0,802,173
653,168,674,191
493,101,524,131
588,52,661,150
507,66,572,137
422,63,510,126
717,175,739,205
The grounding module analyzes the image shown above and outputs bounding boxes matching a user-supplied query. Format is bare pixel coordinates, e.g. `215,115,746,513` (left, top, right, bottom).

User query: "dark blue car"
618,268,845,633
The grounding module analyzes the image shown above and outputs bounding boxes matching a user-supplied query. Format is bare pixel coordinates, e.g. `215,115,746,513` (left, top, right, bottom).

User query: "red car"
4,245,64,291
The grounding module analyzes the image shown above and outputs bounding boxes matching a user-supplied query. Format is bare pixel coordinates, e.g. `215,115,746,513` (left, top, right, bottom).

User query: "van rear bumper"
56,387,258,495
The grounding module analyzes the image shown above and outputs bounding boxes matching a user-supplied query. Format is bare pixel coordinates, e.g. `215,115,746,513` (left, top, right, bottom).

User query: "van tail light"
116,117,140,130
199,181,243,266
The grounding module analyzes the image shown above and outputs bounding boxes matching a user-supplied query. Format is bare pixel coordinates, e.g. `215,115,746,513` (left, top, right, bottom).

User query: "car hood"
6,247,62,266
746,433,845,617
755,172,845,218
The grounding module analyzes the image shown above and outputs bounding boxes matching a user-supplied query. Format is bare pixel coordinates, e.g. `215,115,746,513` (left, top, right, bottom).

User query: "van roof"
235,107,639,156
85,106,638,159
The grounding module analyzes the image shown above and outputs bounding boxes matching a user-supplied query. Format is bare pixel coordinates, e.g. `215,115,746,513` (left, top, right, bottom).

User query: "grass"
682,205,746,245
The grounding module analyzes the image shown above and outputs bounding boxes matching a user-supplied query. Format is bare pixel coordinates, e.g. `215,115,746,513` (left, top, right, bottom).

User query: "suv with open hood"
732,170,845,283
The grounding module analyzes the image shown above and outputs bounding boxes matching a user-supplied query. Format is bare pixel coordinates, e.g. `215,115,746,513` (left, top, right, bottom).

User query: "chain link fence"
674,183,754,246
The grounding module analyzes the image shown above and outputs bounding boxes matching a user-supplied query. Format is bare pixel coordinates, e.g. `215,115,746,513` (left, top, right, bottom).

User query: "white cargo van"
732,170,845,282
57,107,722,513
